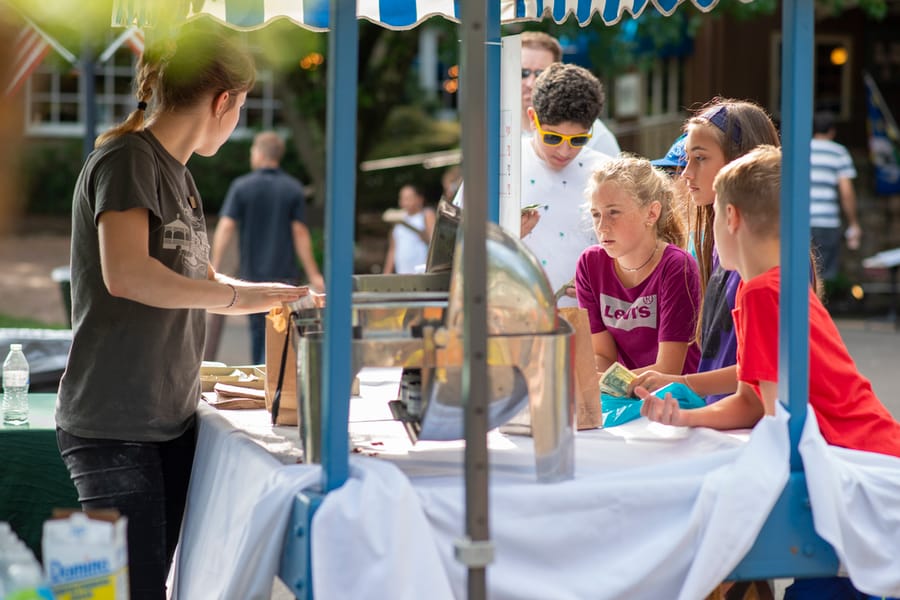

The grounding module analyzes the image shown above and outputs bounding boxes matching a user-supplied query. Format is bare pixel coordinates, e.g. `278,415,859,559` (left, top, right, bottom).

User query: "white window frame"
23,50,282,139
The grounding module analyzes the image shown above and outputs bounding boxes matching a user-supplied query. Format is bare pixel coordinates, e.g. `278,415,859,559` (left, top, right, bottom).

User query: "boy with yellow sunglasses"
521,62,612,307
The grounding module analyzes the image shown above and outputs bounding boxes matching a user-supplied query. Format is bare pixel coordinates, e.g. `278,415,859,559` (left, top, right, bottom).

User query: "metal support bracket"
454,536,495,568
729,472,838,581
279,490,324,600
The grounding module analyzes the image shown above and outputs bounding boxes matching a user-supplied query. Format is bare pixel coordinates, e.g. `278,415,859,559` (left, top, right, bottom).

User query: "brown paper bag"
558,307,603,430
264,306,298,425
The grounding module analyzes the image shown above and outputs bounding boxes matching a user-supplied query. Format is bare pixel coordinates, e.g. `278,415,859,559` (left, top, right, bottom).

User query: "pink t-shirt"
575,243,702,373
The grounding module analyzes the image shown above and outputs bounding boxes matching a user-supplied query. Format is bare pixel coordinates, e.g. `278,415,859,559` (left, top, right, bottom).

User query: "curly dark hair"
531,63,604,129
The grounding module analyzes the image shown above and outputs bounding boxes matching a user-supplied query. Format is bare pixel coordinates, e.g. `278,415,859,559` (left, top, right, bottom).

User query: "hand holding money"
599,361,638,397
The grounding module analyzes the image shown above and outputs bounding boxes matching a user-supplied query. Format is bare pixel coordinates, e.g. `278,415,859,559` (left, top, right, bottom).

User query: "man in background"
810,110,861,287
520,31,620,158
210,131,324,364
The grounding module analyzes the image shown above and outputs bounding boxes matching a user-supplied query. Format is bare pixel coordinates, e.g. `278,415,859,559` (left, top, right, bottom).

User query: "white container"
43,512,129,600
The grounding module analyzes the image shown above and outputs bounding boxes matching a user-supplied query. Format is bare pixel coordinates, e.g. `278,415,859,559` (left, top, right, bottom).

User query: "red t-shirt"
734,266,900,457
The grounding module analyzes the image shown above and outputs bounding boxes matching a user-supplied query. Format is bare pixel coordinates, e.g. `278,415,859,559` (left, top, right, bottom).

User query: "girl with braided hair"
56,20,308,598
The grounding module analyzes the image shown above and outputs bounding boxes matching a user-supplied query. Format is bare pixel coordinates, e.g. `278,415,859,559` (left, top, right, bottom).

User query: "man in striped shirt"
810,111,861,281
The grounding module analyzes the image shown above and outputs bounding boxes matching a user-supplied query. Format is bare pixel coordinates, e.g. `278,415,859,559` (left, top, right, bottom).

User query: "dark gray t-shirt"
57,130,208,442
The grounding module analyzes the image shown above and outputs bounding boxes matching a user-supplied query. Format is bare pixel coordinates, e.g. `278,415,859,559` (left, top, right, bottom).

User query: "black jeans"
249,312,266,365
57,423,197,600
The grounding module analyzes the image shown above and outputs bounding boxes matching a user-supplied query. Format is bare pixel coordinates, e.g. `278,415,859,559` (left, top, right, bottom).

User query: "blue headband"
702,105,742,146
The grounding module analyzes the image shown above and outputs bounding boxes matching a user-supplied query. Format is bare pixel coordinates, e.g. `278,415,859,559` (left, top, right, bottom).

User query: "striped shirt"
810,138,856,229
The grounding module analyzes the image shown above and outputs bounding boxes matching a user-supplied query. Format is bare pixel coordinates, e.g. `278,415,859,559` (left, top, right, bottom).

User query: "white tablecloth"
801,406,900,597
172,368,900,600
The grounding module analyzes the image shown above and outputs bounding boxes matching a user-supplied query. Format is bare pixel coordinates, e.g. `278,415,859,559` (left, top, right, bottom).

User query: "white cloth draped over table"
313,403,787,600
801,406,900,597
172,370,900,599
172,409,321,600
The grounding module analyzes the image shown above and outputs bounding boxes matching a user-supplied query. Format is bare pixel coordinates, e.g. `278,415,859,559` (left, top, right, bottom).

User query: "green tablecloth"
1,393,79,560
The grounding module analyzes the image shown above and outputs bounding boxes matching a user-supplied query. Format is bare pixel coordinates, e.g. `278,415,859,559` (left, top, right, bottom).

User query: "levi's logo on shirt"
600,294,657,331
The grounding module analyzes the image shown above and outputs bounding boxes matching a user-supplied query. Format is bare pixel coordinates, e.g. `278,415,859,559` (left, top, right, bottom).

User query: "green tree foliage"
247,17,460,209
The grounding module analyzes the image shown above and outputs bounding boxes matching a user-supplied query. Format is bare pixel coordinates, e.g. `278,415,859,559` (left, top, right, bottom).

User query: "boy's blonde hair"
713,144,781,238
587,155,687,248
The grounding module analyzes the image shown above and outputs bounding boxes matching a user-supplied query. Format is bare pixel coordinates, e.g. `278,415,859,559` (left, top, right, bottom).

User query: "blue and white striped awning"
114,0,743,31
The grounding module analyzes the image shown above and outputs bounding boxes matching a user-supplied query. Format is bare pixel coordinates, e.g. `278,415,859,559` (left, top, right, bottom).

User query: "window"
24,44,282,138
612,56,684,121
769,33,853,119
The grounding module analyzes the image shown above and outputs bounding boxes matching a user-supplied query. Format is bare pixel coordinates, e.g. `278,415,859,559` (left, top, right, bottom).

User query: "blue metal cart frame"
295,0,840,593
112,0,840,595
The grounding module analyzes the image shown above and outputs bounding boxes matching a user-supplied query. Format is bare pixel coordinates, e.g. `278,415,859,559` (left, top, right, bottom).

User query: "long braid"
93,21,254,149
95,53,160,147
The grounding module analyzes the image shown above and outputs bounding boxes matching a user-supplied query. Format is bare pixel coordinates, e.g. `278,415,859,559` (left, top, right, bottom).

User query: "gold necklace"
619,241,660,272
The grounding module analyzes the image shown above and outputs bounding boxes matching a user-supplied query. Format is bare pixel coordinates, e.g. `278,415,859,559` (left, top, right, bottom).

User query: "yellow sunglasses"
532,113,592,148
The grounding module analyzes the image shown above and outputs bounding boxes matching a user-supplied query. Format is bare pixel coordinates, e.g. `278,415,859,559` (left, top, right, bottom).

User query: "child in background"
575,156,701,375
650,133,693,256
382,183,436,274
649,133,688,179
637,144,900,599
630,99,783,401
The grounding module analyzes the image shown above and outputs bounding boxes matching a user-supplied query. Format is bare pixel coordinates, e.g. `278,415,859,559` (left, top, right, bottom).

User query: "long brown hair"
685,98,821,343
685,98,781,293
96,21,255,147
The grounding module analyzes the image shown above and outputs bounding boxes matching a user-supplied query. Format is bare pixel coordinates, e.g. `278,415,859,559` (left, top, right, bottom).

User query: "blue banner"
864,71,900,196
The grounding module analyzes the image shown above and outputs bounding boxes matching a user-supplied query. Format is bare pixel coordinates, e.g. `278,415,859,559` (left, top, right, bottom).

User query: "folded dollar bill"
599,361,637,397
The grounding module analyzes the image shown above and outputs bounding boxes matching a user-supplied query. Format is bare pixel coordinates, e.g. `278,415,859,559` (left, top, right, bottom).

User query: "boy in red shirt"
637,144,900,455
638,143,900,600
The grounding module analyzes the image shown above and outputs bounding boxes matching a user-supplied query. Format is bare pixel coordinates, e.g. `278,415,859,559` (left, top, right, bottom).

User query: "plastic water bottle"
0,522,54,600
2,344,30,426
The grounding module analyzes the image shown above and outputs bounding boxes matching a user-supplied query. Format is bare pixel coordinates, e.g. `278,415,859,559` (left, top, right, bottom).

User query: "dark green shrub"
21,139,82,215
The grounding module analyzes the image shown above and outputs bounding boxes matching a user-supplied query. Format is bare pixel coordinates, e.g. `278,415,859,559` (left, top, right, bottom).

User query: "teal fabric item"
601,382,706,428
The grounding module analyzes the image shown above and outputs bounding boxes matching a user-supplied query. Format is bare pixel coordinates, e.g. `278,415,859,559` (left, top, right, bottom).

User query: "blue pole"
780,0,814,472
486,2,500,223
321,0,357,492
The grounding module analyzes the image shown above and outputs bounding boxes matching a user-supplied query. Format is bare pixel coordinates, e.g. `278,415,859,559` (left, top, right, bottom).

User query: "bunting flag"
5,19,77,96
6,24,51,96
125,27,144,56
863,71,900,196
98,27,144,63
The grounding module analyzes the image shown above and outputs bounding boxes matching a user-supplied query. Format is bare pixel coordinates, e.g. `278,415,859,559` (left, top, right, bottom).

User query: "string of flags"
6,18,143,96
98,27,144,63
6,18,76,96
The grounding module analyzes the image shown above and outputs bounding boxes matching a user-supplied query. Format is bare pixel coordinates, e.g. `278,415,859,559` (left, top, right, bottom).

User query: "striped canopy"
113,0,742,30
